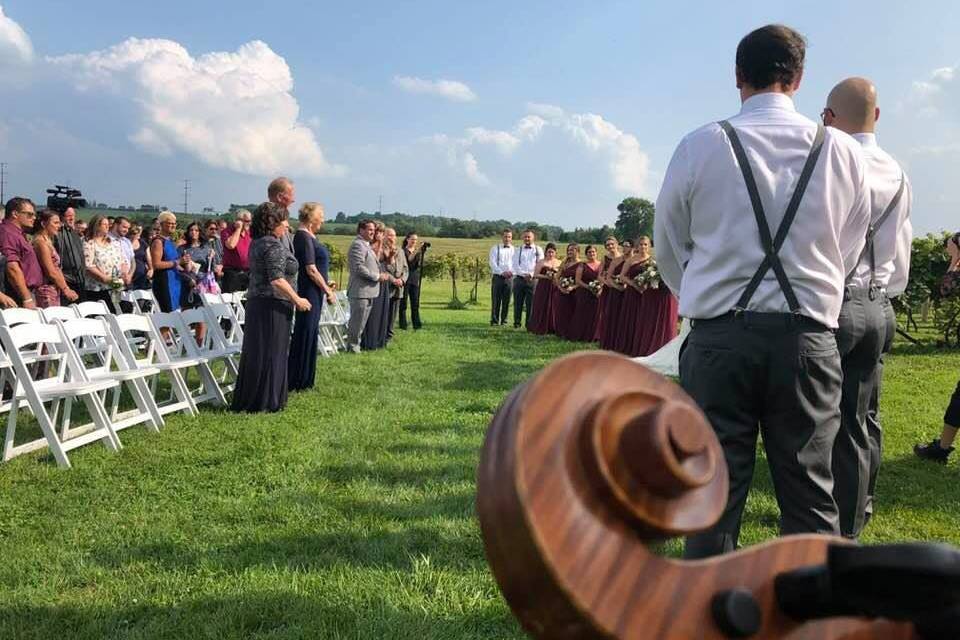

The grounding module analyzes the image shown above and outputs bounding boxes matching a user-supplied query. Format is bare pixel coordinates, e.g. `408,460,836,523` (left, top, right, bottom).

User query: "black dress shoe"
914,439,954,464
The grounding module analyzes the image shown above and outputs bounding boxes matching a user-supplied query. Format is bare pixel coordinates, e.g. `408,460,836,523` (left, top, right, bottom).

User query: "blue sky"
0,1,956,232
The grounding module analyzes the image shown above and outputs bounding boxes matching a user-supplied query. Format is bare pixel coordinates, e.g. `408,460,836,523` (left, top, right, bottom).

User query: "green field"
320,235,495,261
0,281,958,639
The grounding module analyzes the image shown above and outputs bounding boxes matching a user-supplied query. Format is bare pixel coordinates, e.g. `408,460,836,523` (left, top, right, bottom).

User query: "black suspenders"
718,120,826,314
845,173,906,287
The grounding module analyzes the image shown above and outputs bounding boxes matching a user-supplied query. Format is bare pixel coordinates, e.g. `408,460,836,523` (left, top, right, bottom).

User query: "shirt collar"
852,132,878,148
740,92,797,115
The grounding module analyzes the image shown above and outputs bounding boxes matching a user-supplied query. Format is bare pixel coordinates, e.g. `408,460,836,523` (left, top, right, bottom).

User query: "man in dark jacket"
53,207,87,295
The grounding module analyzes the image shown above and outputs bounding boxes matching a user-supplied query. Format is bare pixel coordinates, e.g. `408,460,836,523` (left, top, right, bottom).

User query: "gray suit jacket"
385,249,409,299
347,236,381,299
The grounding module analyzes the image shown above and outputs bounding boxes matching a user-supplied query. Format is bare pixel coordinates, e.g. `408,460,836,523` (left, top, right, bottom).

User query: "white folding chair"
317,302,342,356
58,317,163,436
40,306,80,323
0,322,121,468
120,289,156,315
73,300,111,318
0,307,55,382
182,307,239,394
107,314,199,418
149,312,227,407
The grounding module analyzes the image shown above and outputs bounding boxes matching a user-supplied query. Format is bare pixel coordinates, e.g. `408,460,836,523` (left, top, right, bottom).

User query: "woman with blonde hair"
150,211,184,312
361,222,391,350
288,202,336,391
382,227,408,340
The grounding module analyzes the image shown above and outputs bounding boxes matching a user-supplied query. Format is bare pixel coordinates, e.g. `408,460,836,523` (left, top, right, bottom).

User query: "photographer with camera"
399,233,428,331
914,233,960,464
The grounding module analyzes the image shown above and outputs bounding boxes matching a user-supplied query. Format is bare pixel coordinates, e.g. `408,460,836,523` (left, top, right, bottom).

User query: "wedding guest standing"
178,222,216,308
53,207,87,300
289,202,336,392
654,24,870,558
0,198,42,308
488,229,515,326
554,243,581,340
129,224,153,290
617,236,652,355
599,243,631,351
232,202,310,413
822,78,913,539
346,220,389,353
204,219,224,281
512,229,544,329
221,209,252,293
83,214,128,312
399,233,426,330
32,209,79,308
362,223,391,350
631,248,679,357
569,245,603,342
527,243,561,335
109,216,135,290
382,228,408,340
151,211,184,313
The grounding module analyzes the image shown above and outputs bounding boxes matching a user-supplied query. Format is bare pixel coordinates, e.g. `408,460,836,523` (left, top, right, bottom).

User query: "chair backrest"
0,322,72,384
203,302,243,345
73,300,111,318
0,307,43,328
107,313,164,368
200,292,224,306
120,290,155,315
56,317,126,378
149,311,202,361
40,306,80,324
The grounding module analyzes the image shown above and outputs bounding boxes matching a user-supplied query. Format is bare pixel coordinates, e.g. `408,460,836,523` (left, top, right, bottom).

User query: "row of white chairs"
0,298,244,468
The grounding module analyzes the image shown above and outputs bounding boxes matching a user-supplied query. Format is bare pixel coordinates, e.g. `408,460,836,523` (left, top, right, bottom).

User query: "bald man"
268,176,296,252
822,78,912,538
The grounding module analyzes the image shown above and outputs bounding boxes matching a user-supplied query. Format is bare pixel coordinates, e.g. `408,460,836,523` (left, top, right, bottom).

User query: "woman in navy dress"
288,203,335,392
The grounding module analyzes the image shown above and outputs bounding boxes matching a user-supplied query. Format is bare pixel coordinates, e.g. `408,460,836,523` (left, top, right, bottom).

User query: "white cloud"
0,5,33,65
906,64,960,119
392,75,477,102
432,103,648,193
48,37,344,178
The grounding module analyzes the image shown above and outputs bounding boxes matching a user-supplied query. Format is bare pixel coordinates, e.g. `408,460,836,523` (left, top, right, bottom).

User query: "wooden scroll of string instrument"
477,352,960,640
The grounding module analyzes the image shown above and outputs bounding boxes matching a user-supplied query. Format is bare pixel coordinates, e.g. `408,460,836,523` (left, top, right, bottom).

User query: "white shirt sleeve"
654,138,692,296
489,245,501,275
839,153,872,279
887,178,913,297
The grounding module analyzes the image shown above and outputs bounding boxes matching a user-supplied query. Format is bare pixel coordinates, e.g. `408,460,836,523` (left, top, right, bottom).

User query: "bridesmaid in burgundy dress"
599,241,632,350
568,246,603,342
593,236,622,342
633,260,680,356
618,236,653,355
527,243,561,335
553,243,581,340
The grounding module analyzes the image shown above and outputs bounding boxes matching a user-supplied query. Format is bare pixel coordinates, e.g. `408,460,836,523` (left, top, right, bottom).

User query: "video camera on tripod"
45,185,87,214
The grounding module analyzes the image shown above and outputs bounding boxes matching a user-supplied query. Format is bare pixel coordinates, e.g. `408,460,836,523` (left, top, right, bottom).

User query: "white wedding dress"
631,318,690,378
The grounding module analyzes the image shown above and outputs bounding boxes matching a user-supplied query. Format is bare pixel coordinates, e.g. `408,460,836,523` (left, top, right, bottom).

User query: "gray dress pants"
681,313,843,559
833,288,890,537
346,297,374,353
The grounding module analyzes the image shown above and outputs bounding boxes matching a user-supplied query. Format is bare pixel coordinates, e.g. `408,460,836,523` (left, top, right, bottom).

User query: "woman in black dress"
129,224,152,290
231,202,311,413
361,222,391,350
288,202,336,392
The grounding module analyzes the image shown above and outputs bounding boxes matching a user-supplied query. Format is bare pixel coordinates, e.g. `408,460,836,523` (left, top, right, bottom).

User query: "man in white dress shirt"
822,78,912,539
654,24,871,558
511,229,544,329
488,229,515,326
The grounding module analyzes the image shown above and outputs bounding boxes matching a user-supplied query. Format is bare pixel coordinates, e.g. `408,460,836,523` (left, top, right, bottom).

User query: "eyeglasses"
820,107,836,125
18,210,36,218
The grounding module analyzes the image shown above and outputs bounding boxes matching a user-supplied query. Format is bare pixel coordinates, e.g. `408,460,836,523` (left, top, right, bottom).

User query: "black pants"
222,268,249,293
681,313,842,559
513,277,534,328
490,275,511,324
399,282,421,329
387,297,399,340
80,289,117,314
946,381,960,428
832,287,886,538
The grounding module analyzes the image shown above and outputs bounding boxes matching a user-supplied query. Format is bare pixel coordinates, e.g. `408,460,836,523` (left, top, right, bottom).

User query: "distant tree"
335,211,346,223
615,197,655,242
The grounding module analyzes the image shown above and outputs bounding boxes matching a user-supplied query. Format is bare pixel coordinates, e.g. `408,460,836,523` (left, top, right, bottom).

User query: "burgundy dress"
617,260,647,355
633,284,680,356
568,262,602,342
599,260,627,350
34,240,62,308
592,256,614,341
527,265,559,335
553,262,580,340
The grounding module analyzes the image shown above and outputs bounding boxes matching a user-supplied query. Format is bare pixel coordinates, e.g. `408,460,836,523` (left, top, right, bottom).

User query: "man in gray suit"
347,219,389,352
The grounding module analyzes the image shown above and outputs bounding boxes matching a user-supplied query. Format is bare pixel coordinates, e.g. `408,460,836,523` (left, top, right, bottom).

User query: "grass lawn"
0,281,959,639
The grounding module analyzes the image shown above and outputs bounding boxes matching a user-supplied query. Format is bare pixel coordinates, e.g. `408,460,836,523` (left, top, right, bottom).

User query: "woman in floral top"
83,214,128,312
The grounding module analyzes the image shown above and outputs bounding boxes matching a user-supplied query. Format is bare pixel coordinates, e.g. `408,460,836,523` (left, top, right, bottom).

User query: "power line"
182,179,191,215
378,194,383,215
0,163,6,205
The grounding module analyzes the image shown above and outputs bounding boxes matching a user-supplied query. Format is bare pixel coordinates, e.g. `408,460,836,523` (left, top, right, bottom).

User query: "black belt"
691,310,829,331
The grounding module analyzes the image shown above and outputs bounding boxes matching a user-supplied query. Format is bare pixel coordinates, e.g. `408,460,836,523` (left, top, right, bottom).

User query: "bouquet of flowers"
586,279,603,296
558,276,576,291
633,260,661,292
612,274,623,286
542,267,559,279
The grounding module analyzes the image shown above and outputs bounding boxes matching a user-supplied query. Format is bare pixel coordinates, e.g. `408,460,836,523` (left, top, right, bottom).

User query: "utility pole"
378,194,383,216
182,179,191,215
0,163,6,205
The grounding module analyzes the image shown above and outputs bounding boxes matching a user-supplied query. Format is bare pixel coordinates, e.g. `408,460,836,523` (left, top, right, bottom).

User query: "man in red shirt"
0,198,43,308
221,208,252,293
